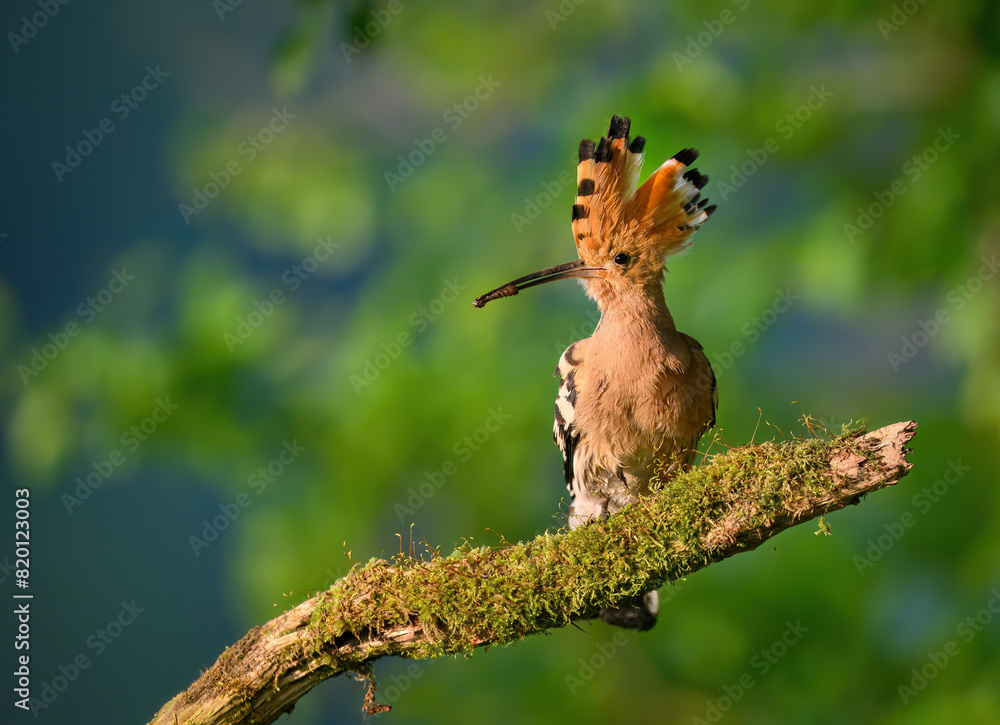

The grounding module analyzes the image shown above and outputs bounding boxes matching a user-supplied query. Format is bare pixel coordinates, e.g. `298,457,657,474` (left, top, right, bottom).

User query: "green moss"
155,403,911,725
309,421,884,665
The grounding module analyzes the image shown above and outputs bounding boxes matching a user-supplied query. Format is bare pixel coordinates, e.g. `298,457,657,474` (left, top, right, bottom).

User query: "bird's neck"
593,284,678,344
585,283,690,400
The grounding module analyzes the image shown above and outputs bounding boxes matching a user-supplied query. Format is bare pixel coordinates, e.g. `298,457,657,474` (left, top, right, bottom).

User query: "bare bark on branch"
148,420,917,725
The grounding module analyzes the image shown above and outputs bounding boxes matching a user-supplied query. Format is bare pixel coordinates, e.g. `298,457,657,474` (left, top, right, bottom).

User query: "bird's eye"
613,252,630,266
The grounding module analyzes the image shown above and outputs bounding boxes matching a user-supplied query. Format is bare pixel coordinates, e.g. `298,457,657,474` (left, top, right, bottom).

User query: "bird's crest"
471,114,716,309
572,115,715,262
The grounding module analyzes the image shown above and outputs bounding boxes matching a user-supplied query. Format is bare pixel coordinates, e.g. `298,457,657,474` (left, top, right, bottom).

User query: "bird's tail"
599,591,659,631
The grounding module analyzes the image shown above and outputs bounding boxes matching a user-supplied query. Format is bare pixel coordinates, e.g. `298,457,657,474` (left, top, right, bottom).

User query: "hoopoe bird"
473,115,718,630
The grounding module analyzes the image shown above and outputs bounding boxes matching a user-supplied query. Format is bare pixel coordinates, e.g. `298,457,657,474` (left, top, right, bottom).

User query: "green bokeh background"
2,1,999,723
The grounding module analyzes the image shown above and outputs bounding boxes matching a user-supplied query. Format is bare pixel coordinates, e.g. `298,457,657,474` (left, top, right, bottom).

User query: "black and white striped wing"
553,341,585,518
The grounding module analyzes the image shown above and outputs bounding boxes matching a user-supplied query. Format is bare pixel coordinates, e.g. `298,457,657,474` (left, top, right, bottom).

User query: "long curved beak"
472,259,603,308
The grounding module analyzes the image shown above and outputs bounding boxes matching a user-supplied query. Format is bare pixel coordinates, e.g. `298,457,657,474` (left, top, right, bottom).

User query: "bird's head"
474,115,715,310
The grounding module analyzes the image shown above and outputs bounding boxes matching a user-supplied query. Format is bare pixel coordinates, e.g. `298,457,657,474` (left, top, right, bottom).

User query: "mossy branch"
148,420,916,725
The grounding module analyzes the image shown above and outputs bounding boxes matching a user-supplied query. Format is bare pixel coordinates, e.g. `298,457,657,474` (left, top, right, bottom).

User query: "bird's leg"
598,497,610,523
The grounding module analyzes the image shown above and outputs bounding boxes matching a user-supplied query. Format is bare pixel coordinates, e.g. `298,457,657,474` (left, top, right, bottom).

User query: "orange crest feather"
571,115,715,261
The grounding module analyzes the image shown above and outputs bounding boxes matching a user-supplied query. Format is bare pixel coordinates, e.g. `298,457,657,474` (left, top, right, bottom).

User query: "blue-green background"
2,1,999,723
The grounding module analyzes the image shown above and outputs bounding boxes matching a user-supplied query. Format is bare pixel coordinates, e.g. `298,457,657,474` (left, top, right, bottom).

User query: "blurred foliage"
3,0,1000,723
